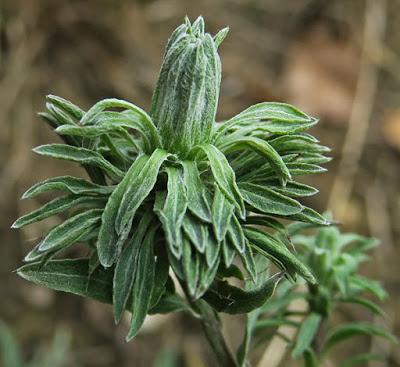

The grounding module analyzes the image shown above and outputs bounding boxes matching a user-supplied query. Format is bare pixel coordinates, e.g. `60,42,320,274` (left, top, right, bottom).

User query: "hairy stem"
183,286,238,367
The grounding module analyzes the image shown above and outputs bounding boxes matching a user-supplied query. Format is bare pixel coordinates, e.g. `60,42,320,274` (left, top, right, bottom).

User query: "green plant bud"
150,16,223,156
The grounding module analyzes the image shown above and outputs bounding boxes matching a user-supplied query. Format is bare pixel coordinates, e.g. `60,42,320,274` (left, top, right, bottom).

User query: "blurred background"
0,0,399,366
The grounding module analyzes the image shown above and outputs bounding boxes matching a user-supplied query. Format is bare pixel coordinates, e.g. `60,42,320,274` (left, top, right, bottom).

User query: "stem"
186,293,238,367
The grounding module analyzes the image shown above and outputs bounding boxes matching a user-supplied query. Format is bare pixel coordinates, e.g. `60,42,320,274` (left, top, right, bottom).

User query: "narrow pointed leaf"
182,238,200,298
227,215,246,253
12,196,104,228
126,227,157,341
154,166,187,258
182,213,208,253
113,212,153,323
212,186,234,241
239,182,303,216
17,259,113,303
97,155,149,267
245,227,316,283
33,144,123,178
196,144,245,217
182,161,211,222
292,313,321,358
116,149,170,236
22,176,113,199
38,209,102,252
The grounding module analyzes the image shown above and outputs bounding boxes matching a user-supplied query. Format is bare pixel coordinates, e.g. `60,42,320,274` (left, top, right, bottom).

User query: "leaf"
349,275,387,300
205,230,221,268
239,240,257,282
33,144,123,178
203,272,283,314
303,349,318,367
17,259,113,303
182,161,211,222
0,321,22,367
245,227,316,283
182,213,208,253
38,209,102,252
196,256,220,298
339,297,386,317
339,353,384,367
239,182,304,216
12,195,104,229
211,186,234,242
126,226,157,341
292,313,321,358
97,155,148,267
289,207,330,225
154,166,187,258
149,293,190,315
214,27,229,48
227,215,246,253
46,94,84,120
182,238,200,298
22,176,113,199
113,211,153,323
196,144,245,217
150,248,170,308
79,98,161,152
222,237,236,268
267,181,318,197
323,322,397,353
221,137,291,184
214,102,317,142
116,149,170,237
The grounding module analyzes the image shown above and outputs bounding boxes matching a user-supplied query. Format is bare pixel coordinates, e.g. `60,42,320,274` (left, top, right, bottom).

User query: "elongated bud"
150,16,226,156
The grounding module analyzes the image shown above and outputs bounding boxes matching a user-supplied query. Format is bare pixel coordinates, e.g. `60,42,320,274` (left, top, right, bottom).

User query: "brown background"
0,0,399,366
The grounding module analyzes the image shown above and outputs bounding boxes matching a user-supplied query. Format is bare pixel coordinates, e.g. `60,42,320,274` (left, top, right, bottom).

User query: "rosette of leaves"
245,223,397,367
14,16,330,343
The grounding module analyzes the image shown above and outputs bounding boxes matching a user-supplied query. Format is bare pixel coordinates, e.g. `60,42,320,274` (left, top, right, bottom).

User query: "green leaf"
182,161,211,222
349,275,387,300
33,144,123,178
239,182,303,216
149,293,190,315
0,321,22,367
154,166,187,258
214,102,316,141
113,212,153,323
116,149,170,237
182,238,200,298
213,27,229,48
12,196,104,228
227,215,245,253
38,209,102,252
323,322,397,353
245,227,316,283
205,230,221,268
292,313,321,358
17,259,113,303
182,213,208,253
212,186,234,241
303,349,318,367
220,136,291,184
339,297,386,317
150,248,170,308
79,98,161,152
339,353,384,367
289,207,330,225
196,256,220,298
126,226,157,341
222,237,236,268
239,240,257,282
267,181,318,197
46,94,84,120
196,144,245,217
21,176,113,199
97,155,149,267
203,272,283,314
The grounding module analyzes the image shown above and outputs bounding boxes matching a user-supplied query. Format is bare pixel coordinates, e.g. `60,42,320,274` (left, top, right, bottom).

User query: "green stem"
185,291,238,367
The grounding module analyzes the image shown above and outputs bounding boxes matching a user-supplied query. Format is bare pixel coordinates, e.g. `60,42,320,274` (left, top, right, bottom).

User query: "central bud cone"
150,17,224,156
